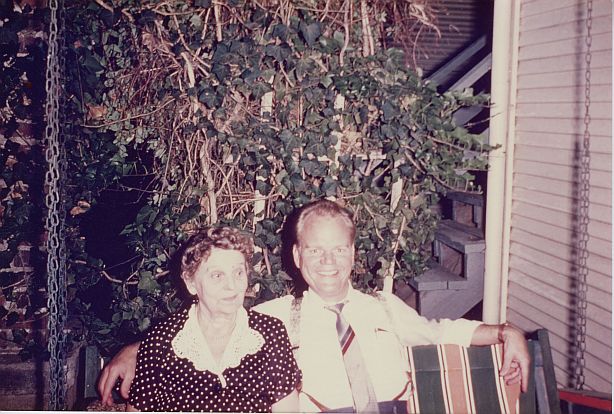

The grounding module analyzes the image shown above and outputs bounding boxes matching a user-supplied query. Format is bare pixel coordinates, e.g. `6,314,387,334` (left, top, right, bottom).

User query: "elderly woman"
127,227,301,412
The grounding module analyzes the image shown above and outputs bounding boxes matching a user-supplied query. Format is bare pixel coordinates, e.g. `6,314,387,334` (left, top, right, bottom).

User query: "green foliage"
0,2,50,354
59,1,490,353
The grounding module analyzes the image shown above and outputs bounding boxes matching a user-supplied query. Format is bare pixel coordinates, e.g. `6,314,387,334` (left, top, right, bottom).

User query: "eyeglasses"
301,246,353,258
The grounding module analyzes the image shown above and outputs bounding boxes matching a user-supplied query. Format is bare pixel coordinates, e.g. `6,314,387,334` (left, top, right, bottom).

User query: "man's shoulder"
351,289,406,308
251,294,295,322
350,289,420,324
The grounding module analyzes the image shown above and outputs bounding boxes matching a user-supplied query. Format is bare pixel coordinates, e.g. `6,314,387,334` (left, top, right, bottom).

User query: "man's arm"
381,293,530,392
98,342,140,405
271,389,299,412
471,323,530,392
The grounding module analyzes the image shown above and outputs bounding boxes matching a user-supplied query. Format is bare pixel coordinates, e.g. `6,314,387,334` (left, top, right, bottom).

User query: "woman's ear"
183,276,197,295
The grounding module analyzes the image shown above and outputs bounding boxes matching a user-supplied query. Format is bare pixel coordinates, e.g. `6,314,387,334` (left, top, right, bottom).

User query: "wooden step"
417,284,484,320
435,220,485,254
409,262,468,292
446,191,484,206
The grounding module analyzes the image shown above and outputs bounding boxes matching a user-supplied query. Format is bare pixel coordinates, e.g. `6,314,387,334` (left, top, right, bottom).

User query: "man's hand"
98,342,140,405
471,323,531,392
499,325,530,392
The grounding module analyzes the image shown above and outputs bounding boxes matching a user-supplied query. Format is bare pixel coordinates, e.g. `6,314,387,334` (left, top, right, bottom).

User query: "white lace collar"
171,304,265,387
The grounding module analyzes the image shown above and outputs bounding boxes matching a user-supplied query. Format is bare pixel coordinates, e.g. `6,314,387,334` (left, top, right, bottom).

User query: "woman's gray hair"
181,227,254,281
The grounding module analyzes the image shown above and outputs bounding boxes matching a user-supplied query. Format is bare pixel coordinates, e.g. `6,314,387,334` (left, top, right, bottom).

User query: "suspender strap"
301,390,332,412
290,293,413,411
289,296,302,354
374,292,414,407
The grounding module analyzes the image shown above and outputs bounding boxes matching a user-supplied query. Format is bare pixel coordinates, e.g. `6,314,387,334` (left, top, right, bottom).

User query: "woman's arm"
260,314,302,412
271,389,299,413
126,403,140,412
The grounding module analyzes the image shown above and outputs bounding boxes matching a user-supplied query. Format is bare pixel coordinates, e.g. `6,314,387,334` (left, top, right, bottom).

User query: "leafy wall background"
2,0,489,354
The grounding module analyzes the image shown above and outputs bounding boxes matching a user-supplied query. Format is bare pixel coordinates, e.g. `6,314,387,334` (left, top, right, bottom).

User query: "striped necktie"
328,303,380,413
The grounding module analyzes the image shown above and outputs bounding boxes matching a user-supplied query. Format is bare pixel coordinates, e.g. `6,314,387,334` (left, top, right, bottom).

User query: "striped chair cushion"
406,343,522,414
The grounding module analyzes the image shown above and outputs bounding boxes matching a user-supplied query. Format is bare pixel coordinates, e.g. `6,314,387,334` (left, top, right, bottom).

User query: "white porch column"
483,0,520,324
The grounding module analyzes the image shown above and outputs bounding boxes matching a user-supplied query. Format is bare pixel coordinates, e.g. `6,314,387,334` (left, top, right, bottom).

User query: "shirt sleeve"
381,292,482,347
264,317,302,404
252,295,294,326
128,329,166,411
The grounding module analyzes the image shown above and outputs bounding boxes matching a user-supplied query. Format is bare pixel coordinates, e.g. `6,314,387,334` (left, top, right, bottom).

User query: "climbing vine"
6,0,490,354
0,2,50,357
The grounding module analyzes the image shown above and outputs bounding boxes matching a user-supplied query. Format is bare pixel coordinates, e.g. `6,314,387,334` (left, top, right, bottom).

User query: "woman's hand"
98,342,140,405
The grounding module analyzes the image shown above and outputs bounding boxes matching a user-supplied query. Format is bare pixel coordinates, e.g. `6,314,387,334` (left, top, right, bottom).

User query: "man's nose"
321,250,336,264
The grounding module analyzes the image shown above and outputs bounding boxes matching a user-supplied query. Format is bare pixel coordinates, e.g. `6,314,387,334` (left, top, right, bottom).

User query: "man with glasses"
99,199,530,413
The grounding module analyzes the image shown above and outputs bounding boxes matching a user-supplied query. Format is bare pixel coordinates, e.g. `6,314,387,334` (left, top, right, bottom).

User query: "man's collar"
304,283,356,307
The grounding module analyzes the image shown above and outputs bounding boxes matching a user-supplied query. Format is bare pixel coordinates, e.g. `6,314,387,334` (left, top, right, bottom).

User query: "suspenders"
288,292,396,359
287,293,395,357
287,293,412,413
289,297,333,411
289,296,302,356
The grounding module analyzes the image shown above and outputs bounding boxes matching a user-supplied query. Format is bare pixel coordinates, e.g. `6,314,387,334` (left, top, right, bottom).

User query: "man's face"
293,214,355,303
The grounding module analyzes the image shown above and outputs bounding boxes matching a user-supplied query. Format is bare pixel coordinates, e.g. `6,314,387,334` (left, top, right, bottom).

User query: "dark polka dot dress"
128,305,301,412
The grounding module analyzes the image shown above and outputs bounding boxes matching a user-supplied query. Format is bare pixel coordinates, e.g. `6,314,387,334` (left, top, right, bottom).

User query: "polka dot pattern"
129,307,301,412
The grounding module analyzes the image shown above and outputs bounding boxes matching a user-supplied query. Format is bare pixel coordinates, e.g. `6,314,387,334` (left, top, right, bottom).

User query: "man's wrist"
498,323,511,343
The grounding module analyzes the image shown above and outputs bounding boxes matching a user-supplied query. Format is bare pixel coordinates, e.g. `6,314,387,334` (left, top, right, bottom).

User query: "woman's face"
185,247,248,317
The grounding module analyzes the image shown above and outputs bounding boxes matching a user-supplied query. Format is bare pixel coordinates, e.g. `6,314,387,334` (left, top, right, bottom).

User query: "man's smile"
317,270,339,276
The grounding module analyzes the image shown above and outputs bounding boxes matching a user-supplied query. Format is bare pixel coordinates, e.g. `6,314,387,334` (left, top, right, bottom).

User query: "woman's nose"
223,274,237,289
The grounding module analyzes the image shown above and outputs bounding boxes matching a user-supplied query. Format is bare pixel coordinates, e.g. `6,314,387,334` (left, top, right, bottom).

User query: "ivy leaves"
62,1,490,351
299,21,322,47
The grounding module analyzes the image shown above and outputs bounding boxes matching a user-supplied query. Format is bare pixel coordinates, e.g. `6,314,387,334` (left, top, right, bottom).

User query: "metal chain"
45,0,68,409
58,0,69,358
573,0,592,391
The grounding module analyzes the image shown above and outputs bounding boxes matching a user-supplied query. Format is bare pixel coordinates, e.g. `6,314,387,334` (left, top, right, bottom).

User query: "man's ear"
292,244,301,269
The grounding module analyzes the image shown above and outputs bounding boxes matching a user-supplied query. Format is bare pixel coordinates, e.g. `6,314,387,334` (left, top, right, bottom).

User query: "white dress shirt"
254,284,481,411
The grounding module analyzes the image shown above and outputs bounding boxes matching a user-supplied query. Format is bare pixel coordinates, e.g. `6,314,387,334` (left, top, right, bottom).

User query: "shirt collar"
303,282,356,308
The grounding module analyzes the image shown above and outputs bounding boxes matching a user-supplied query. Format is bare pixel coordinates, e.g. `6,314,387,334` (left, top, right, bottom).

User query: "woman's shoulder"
247,309,289,338
143,304,191,342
